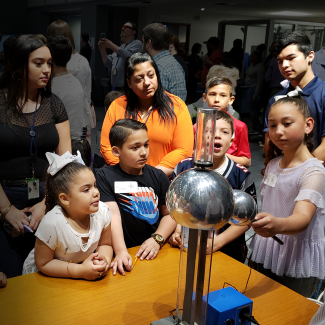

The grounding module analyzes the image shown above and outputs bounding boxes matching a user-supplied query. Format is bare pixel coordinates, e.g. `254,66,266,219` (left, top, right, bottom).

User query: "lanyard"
18,91,40,177
137,109,152,125
113,41,133,70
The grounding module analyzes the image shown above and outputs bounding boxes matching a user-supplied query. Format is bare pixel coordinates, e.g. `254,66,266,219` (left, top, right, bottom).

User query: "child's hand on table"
111,251,133,276
93,253,108,266
80,253,109,280
136,238,160,261
169,231,182,247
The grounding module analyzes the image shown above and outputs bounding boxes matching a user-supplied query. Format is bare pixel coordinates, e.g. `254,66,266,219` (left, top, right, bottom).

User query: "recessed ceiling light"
201,8,205,10
270,11,311,16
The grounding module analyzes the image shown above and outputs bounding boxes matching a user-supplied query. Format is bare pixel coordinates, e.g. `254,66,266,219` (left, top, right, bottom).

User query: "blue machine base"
204,287,253,325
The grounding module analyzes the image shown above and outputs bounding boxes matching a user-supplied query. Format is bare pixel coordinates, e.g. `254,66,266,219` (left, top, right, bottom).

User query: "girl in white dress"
23,151,113,280
251,96,325,297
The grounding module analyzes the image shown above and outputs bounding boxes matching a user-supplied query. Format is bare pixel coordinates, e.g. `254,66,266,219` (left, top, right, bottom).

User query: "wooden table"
0,245,319,325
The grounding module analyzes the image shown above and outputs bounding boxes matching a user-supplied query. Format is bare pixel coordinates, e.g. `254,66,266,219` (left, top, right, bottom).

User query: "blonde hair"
206,65,239,95
47,20,75,53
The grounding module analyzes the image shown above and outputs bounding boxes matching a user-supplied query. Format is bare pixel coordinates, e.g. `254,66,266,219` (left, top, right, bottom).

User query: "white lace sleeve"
295,167,325,212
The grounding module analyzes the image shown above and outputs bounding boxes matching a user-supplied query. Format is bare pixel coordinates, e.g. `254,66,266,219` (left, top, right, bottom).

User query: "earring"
67,205,69,208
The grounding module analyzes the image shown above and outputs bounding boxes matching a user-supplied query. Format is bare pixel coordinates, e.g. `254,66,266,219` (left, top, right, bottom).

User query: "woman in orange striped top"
100,53,194,177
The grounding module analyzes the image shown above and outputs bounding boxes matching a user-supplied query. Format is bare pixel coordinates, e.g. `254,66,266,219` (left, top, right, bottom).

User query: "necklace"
138,106,152,119
139,110,150,119
19,94,41,113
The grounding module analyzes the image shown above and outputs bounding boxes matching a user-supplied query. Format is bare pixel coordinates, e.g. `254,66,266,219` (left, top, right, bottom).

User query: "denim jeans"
0,182,45,278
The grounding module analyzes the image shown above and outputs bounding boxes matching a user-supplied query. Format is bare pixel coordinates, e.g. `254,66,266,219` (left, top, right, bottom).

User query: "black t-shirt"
0,89,69,179
96,164,170,248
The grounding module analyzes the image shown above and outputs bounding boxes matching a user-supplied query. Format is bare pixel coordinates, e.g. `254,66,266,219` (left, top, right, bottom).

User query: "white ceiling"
113,0,325,23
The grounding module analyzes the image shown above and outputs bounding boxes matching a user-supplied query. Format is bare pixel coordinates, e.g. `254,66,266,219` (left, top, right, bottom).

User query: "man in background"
312,42,325,81
201,37,223,89
98,21,142,90
80,33,92,63
142,23,187,101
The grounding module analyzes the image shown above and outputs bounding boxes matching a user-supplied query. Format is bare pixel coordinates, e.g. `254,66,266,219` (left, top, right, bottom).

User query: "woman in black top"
0,35,71,277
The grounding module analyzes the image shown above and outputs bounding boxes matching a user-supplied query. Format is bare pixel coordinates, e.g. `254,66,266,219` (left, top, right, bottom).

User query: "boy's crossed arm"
106,201,176,276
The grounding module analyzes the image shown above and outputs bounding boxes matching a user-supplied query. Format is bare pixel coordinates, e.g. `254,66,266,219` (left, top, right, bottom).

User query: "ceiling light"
270,11,311,16
201,8,205,10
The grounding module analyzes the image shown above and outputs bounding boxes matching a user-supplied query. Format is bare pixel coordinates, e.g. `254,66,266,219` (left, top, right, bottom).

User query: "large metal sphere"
228,189,257,226
166,168,234,230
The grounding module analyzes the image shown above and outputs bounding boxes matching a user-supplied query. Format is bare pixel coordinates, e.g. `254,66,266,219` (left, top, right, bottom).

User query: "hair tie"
46,151,85,176
274,86,302,101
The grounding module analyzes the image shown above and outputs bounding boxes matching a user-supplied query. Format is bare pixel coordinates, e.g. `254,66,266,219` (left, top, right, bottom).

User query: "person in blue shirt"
264,32,325,162
169,111,256,263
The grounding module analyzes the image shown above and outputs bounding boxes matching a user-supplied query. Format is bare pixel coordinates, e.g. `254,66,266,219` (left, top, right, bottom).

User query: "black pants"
0,182,44,278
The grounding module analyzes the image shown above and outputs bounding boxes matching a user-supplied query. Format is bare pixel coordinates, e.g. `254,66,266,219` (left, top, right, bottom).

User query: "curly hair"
261,96,314,176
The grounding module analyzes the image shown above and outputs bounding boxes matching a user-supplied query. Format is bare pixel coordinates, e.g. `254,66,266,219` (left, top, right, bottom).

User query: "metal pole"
182,228,199,324
194,230,209,324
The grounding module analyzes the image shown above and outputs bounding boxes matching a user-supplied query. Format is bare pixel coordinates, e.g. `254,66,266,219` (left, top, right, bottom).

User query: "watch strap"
151,233,164,246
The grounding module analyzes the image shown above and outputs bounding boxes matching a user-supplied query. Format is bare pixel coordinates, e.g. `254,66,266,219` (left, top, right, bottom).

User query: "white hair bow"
274,86,303,102
46,151,85,176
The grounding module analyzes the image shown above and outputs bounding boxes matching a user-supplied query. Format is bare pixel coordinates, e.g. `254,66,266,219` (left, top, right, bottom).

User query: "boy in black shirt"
96,119,176,275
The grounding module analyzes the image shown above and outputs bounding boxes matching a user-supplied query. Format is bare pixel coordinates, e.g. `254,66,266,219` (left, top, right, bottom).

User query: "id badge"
27,178,40,200
113,68,117,76
114,181,138,193
264,173,277,188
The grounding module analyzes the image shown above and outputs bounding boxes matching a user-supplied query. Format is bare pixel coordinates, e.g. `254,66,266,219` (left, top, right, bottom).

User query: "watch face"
155,234,163,242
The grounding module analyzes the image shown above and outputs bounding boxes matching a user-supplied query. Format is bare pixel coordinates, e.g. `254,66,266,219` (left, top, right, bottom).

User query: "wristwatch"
151,233,165,247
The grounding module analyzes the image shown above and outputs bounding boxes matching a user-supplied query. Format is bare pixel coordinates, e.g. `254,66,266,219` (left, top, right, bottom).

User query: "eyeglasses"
121,25,134,30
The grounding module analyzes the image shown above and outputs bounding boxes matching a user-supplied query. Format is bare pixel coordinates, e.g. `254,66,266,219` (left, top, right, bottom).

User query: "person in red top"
194,76,251,167
201,37,223,89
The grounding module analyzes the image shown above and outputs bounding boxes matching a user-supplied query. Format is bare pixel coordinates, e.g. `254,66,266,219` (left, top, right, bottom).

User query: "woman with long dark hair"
0,35,71,277
100,52,194,177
